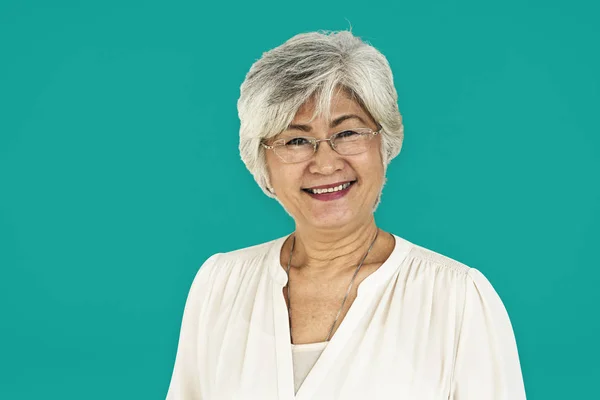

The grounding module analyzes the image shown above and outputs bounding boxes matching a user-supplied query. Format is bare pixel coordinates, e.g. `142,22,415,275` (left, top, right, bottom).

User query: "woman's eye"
285,137,311,146
337,130,359,139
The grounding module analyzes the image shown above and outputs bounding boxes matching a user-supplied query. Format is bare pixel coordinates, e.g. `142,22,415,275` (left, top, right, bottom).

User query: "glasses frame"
261,127,381,164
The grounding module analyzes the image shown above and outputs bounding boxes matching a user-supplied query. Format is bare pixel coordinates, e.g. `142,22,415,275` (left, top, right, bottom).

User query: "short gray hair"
238,30,404,200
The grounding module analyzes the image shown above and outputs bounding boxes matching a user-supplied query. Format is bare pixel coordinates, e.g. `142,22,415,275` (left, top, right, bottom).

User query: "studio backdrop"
0,0,598,399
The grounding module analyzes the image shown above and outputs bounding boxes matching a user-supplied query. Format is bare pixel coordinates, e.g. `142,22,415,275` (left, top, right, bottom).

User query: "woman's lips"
305,180,354,190
302,180,356,201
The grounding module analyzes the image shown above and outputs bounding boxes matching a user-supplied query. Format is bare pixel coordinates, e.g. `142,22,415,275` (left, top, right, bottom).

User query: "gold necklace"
284,229,380,343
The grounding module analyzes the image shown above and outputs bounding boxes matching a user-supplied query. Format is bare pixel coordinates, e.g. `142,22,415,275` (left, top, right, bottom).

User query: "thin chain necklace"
284,229,380,344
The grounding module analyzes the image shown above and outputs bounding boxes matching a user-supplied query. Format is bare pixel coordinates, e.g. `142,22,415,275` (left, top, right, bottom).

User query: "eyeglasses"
261,127,381,164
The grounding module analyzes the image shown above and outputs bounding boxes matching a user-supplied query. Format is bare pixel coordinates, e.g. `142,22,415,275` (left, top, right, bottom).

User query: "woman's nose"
309,139,343,174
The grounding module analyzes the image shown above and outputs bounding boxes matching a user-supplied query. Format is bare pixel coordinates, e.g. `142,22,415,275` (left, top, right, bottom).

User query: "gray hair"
238,30,404,205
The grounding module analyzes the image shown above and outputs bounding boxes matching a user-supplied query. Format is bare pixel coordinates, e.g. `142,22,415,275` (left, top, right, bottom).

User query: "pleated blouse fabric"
166,233,527,400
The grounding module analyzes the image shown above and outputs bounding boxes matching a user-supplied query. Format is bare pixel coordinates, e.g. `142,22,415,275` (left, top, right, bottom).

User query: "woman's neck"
285,218,382,278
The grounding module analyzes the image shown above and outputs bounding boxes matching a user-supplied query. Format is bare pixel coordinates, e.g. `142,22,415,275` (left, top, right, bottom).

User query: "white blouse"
166,233,527,400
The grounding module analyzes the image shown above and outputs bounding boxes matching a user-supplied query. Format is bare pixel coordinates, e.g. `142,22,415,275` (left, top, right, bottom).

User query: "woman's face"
265,91,384,230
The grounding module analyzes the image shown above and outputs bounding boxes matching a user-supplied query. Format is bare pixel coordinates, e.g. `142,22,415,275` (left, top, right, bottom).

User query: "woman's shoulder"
191,235,287,283
396,235,472,275
396,235,501,299
209,235,286,265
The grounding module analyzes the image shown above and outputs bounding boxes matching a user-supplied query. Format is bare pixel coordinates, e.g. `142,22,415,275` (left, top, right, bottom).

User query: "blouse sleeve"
449,268,527,400
166,254,219,400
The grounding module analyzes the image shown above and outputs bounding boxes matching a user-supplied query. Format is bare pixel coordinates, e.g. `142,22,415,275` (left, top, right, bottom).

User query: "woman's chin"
305,209,355,230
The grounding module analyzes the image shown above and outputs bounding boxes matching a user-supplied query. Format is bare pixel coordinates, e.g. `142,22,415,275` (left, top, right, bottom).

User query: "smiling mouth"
302,180,357,195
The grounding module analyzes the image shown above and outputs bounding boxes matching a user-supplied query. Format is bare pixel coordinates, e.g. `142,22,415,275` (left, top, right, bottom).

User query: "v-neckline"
269,233,413,400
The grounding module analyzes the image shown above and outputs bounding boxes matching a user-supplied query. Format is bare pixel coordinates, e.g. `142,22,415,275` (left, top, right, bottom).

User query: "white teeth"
308,182,352,194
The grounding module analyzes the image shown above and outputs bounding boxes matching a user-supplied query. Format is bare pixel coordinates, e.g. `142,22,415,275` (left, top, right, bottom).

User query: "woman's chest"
196,279,460,400
284,265,379,345
286,285,359,345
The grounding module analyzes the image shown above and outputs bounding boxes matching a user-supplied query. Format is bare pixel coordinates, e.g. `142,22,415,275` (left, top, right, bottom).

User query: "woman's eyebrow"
285,114,368,132
331,114,368,128
286,124,312,132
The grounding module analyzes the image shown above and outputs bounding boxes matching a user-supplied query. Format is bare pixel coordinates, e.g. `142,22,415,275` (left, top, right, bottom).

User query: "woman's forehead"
290,93,371,128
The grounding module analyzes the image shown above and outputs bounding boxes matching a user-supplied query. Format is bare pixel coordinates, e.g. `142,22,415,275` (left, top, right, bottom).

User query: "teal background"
1,0,598,398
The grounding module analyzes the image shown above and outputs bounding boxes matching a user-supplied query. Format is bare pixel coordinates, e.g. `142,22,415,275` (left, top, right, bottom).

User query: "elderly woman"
166,31,527,400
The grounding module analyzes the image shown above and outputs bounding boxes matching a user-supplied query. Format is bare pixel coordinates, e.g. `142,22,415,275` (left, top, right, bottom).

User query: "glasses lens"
333,129,374,155
273,137,314,163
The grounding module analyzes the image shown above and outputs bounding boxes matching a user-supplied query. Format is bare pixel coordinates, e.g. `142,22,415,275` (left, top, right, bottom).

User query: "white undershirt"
291,341,328,394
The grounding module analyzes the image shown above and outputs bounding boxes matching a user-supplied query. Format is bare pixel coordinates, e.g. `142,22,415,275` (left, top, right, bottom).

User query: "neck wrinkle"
287,218,380,276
